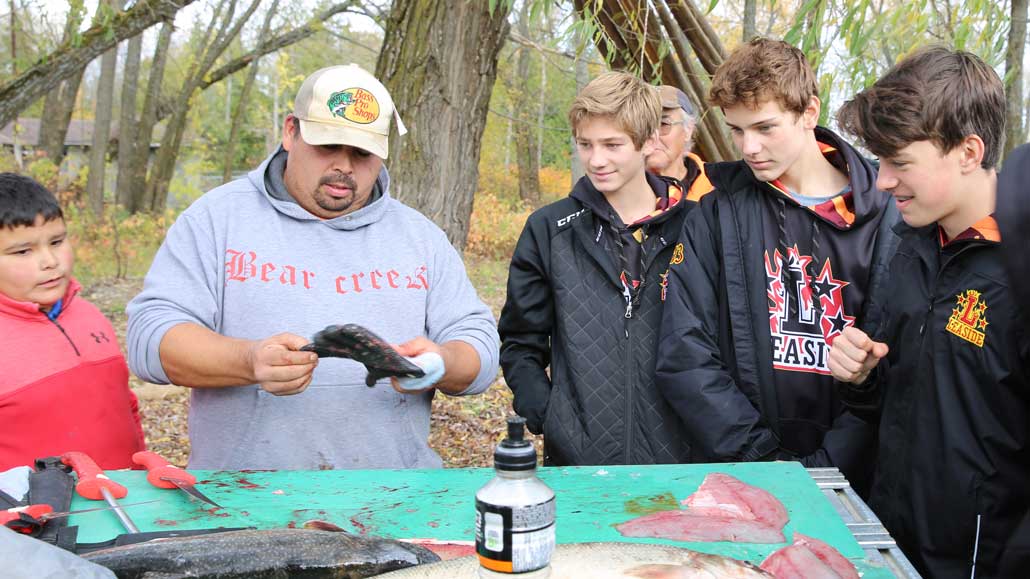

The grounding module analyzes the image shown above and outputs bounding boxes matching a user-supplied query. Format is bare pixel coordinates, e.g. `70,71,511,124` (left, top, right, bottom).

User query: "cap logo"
327,88,380,124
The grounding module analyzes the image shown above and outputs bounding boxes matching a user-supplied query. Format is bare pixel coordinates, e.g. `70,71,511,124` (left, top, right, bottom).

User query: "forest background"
0,0,1026,467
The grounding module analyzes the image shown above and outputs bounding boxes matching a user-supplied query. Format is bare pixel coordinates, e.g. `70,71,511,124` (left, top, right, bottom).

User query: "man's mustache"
320,174,357,189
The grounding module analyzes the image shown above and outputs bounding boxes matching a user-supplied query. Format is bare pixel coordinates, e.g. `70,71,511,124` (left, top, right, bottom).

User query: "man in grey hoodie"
126,64,499,470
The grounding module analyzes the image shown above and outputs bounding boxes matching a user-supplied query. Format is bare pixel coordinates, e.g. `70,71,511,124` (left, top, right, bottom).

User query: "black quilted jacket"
499,174,695,466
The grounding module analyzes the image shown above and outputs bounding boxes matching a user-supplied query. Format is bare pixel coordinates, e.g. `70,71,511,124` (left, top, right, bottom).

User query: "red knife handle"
1,504,53,525
133,450,196,488
61,452,127,500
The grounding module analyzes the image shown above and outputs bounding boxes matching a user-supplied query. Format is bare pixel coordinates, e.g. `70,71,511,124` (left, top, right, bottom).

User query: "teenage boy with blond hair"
830,46,1028,577
499,71,694,466
655,38,898,492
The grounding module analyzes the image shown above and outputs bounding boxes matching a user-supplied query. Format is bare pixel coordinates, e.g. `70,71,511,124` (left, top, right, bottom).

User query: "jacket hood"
707,126,887,230
247,146,394,231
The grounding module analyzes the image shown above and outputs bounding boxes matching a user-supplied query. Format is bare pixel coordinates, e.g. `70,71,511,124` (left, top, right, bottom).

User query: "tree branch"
154,1,356,121
0,0,196,128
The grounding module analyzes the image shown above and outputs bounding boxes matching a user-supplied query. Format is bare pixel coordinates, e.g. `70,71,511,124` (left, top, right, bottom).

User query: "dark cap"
494,416,537,470
659,85,696,118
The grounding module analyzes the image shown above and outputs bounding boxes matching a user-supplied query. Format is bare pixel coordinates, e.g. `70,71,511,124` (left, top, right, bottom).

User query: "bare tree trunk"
743,0,757,42
39,2,88,166
0,0,196,130
537,59,546,170
223,0,280,183
271,60,279,153
514,2,540,208
1005,0,1028,158
571,43,589,185
86,1,122,217
39,71,86,166
9,0,22,169
375,0,511,250
130,20,173,213
504,117,511,169
145,0,263,212
115,32,142,207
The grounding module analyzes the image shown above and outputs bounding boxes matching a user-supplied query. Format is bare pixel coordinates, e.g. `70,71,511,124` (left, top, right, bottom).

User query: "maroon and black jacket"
655,127,899,493
841,215,1030,578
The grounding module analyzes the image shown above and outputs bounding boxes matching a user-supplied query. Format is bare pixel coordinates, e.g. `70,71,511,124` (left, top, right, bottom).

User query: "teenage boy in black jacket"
830,47,1029,578
655,38,898,493
499,72,702,466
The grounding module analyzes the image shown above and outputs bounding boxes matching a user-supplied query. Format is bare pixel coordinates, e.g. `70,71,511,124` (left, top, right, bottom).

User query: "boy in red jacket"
0,173,145,470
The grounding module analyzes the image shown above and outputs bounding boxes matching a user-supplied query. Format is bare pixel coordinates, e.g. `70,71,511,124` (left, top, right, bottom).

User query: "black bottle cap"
494,416,537,471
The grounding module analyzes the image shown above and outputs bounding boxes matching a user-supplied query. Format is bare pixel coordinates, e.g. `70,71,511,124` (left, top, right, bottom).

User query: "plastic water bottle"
475,417,555,577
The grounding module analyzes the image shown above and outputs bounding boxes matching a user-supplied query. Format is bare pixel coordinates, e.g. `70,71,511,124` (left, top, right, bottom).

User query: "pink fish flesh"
616,473,789,543
760,533,859,579
399,538,476,560
682,472,789,529
616,510,786,543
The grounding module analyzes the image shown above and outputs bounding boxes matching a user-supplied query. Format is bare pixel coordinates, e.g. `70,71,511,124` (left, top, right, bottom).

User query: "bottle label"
476,497,555,573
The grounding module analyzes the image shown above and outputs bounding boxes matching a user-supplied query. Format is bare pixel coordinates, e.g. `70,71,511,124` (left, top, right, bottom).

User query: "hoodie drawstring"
776,198,824,320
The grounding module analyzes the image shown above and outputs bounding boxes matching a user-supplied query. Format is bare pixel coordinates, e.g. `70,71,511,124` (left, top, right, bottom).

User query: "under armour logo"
91,331,110,344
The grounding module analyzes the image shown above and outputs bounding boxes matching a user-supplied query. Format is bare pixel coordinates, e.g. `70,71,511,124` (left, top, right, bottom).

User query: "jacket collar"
0,278,80,321
706,126,886,230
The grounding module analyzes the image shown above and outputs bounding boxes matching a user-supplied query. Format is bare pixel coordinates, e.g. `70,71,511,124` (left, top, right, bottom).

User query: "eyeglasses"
659,120,685,135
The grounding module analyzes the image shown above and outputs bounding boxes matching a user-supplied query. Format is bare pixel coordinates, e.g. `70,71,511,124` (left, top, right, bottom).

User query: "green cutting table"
68,461,900,577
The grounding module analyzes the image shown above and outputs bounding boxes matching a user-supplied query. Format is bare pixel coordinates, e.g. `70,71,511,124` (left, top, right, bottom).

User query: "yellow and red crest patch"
670,243,685,265
946,289,989,347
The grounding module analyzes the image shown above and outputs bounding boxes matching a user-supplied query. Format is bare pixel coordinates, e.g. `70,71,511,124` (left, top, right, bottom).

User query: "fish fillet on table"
616,472,788,543
378,542,774,578
760,533,860,579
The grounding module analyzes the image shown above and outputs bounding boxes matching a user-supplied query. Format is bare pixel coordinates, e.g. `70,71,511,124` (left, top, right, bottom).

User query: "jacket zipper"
48,317,81,356
620,233,670,462
971,514,982,578
624,301,634,463
919,242,982,336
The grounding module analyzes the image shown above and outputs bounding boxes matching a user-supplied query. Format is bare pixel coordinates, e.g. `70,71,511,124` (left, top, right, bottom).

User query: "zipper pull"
624,301,633,319
920,297,935,335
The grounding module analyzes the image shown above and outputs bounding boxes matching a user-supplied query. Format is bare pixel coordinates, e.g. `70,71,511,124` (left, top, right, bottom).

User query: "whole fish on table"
378,542,773,578
81,526,440,578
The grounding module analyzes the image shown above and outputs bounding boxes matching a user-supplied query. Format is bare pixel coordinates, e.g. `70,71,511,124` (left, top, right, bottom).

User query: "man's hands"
828,327,889,384
246,333,319,396
388,337,481,395
390,337,445,394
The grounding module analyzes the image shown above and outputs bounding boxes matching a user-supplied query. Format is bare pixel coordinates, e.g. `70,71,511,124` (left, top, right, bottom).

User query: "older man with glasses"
646,85,712,201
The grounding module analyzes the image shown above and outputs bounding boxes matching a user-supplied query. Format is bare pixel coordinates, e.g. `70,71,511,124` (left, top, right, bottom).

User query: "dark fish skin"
81,528,441,579
300,324,425,387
